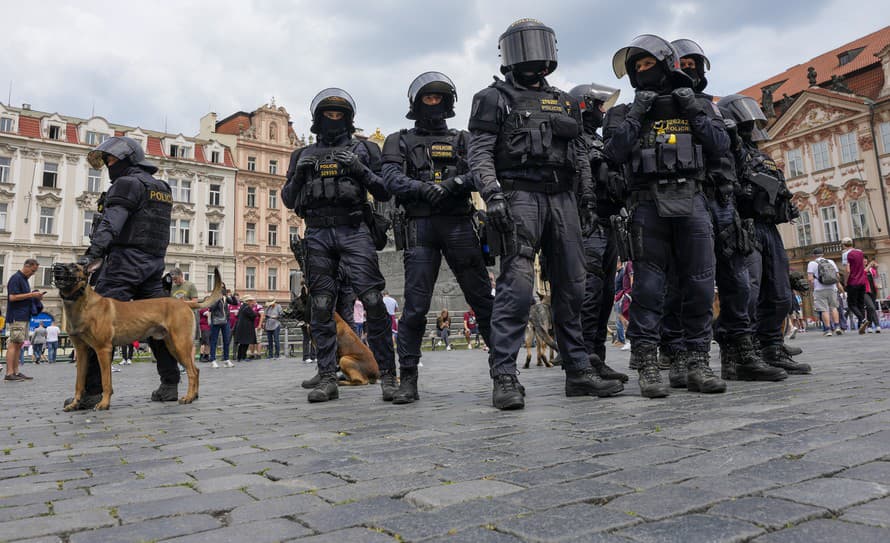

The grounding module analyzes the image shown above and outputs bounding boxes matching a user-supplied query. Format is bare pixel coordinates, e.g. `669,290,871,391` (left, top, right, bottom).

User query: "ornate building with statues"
0,102,238,323
739,25,890,310
199,102,303,302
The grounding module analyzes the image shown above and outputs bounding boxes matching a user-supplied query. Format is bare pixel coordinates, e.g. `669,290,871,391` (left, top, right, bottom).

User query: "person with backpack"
807,247,843,336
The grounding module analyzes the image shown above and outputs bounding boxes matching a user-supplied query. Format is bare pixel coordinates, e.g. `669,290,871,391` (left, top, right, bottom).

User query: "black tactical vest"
297,141,369,214
112,172,172,257
627,95,708,191
738,147,796,224
392,128,472,216
492,80,580,182
581,132,624,220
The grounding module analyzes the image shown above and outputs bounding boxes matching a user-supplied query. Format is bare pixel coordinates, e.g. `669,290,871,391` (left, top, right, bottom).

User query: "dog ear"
86,259,104,275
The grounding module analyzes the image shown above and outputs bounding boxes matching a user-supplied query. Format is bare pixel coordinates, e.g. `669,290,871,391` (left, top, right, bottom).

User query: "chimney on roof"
22,103,30,110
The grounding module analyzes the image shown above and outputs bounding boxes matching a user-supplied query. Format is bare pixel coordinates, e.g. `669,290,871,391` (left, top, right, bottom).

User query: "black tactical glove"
627,90,657,122
672,87,705,118
296,155,318,175
485,192,513,234
418,183,448,207
716,183,734,207
332,149,367,178
580,204,598,237
438,176,464,195
76,255,92,269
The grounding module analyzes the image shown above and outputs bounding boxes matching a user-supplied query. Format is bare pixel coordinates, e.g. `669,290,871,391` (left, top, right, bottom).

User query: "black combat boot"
761,344,811,375
301,372,321,389
723,336,787,381
492,374,525,410
151,382,179,401
307,372,338,403
565,367,624,397
782,343,803,357
380,370,398,402
393,367,419,404
632,344,669,398
63,393,103,410
685,351,726,393
668,350,687,388
589,353,629,383
657,347,673,370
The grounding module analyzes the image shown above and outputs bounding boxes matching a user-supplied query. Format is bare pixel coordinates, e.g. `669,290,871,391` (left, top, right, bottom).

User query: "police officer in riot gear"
568,82,629,384
468,18,624,410
282,88,396,403
718,94,810,376
62,136,178,409
604,34,729,397
656,39,787,386
382,72,494,404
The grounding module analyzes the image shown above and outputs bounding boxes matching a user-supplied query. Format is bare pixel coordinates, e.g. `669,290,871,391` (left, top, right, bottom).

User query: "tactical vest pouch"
392,209,407,251
363,204,391,251
323,178,336,200
653,181,696,218
337,178,362,204
310,178,324,201
549,114,579,139
640,148,658,174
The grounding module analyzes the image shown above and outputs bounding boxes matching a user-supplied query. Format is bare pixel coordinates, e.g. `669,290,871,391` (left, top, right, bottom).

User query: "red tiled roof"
66,124,78,144
223,148,235,168
194,144,206,163
18,116,40,138
739,25,890,101
146,136,165,157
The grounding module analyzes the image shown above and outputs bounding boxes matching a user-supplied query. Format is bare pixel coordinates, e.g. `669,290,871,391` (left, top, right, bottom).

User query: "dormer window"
0,117,14,133
85,131,109,146
838,47,865,66
48,125,62,140
211,150,221,163
169,144,192,159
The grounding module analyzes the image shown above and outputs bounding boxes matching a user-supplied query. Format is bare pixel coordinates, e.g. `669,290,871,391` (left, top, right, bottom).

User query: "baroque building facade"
0,102,238,324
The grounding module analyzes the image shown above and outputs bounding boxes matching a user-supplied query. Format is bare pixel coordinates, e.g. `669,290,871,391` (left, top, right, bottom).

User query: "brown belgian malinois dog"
53,261,223,411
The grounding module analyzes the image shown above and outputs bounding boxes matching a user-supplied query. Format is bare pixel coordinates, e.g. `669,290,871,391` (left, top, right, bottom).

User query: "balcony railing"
788,237,876,261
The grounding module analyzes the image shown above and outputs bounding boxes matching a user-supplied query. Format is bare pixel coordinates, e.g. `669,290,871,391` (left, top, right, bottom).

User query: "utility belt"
305,207,364,228
500,177,571,194
400,201,474,219
629,178,702,218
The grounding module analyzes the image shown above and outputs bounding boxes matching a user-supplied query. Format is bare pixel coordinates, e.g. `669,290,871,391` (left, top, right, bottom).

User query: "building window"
246,223,256,244
87,168,103,192
269,160,278,175
269,189,278,209
268,267,278,291
180,179,191,203
48,125,62,140
245,267,256,290
178,219,191,244
850,198,870,238
206,266,218,292
209,184,221,206
268,224,278,246
839,132,859,163
0,255,5,289
85,131,109,146
796,210,812,246
811,141,831,171
43,162,58,188
289,226,299,242
820,205,839,242
246,187,256,207
289,269,300,293
38,257,54,287
0,157,10,183
247,156,256,171
211,150,221,163
0,202,7,231
786,148,804,177
38,206,55,234
880,122,890,154
169,144,191,159
170,222,176,243
208,222,219,246
83,211,95,238
0,117,14,132
168,178,179,201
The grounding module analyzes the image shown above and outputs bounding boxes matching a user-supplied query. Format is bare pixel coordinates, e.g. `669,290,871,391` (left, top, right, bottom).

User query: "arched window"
269,122,277,141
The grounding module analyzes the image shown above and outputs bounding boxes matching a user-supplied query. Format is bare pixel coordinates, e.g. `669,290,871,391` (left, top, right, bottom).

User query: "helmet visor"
310,88,356,117
408,72,457,104
499,27,557,68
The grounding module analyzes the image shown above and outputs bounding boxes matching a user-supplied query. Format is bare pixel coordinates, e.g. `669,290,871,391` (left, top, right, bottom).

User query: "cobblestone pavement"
2,331,890,542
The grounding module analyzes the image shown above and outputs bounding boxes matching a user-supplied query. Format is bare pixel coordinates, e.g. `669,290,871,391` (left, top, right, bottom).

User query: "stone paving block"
839,461,890,485
604,484,726,520
678,475,780,498
840,496,890,528
765,477,889,513
424,527,525,543
617,513,764,543
116,489,255,523
729,458,844,483
708,497,829,530
595,445,705,467
288,527,397,542
371,498,525,541
193,473,276,493
496,503,640,541
501,478,632,509
752,519,890,542
52,485,197,514
594,465,692,490
68,514,220,543
0,488,88,509
162,518,311,542
0,503,50,523
0,509,115,541
405,480,523,509
297,496,416,532
229,492,331,524
316,473,443,503
802,430,890,466
494,462,616,487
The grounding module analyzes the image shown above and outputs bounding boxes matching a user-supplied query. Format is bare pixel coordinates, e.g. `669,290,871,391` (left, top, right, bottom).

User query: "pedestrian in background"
46,318,61,364
31,322,47,364
234,295,259,362
263,299,282,359
807,247,843,336
353,299,366,343
436,309,452,351
5,259,42,381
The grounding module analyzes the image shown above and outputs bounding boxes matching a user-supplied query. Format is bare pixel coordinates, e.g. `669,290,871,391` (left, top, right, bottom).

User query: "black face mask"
635,64,667,91
682,68,701,90
514,70,545,87
107,158,131,181
738,122,754,142
418,101,448,121
318,116,348,142
582,108,604,131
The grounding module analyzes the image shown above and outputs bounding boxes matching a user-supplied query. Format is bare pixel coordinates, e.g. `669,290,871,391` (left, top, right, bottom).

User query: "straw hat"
243,294,256,302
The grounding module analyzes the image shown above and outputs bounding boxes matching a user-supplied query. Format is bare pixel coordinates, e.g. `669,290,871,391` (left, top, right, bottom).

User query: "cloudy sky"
3,1,887,140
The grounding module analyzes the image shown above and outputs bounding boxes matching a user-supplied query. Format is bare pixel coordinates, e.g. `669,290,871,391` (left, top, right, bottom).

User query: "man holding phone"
5,258,43,381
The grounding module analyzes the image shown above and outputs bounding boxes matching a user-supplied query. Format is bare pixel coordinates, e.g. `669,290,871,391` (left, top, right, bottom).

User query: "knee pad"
360,289,386,320
311,293,334,322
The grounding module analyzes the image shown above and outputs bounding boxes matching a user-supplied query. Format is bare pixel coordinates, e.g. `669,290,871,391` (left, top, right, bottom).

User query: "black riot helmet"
568,83,621,113
309,88,356,135
498,18,558,75
717,94,770,141
406,71,457,120
671,38,710,92
612,34,692,90
87,136,157,173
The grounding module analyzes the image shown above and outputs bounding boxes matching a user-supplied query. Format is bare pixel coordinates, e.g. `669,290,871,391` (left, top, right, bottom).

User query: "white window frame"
796,210,812,246
268,224,278,247
180,179,192,203
246,223,256,244
178,219,191,245
820,205,839,242
208,222,219,247
268,189,278,209
83,210,95,239
168,178,179,201
0,202,8,231
85,131,109,146
87,168,103,192
37,256,54,287
269,160,278,175
850,198,870,238
786,148,804,177
211,150,221,164
209,184,221,206
247,156,256,171
0,117,14,133
811,141,831,171
880,122,890,154
267,267,278,291
43,162,58,188
39,206,55,234
0,156,10,183
245,267,256,290
839,132,859,163
48,124,63,140
246,187,256,207
206,266,218,292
